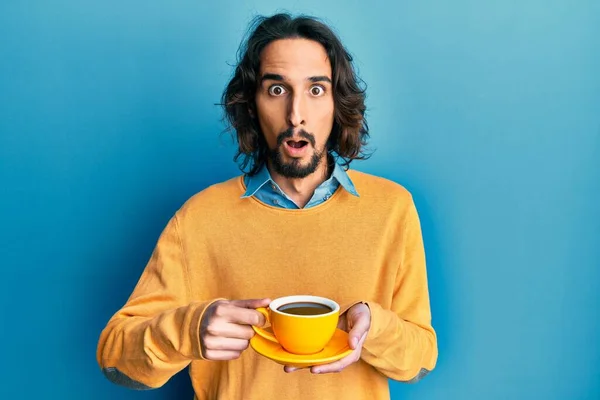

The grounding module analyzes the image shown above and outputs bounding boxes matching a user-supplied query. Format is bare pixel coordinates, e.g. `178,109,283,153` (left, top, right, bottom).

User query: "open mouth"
286,140,309,149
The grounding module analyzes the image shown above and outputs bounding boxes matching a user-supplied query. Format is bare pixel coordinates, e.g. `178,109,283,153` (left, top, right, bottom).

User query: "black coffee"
277,302,333,316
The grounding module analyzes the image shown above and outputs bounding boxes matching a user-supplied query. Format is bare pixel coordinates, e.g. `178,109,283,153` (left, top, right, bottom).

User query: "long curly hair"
221,13,370,176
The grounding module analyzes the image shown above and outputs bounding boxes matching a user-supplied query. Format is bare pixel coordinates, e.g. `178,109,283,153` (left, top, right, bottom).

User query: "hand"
284,302,371,374
200,298,271,361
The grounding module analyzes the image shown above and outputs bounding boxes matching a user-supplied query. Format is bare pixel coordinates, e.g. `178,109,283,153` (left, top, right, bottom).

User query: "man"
97,13,437,400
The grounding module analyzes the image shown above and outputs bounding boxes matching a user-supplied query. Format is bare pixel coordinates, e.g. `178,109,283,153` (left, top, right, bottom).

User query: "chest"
192,213,403,305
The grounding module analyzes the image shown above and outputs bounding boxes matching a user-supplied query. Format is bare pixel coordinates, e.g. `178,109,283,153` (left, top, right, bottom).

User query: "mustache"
276,128,316,147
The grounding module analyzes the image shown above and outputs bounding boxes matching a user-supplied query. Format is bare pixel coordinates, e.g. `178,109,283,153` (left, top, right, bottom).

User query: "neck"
268,156,331,208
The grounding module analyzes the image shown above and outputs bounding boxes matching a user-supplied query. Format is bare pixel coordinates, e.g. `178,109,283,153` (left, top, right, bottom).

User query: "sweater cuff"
361,301,402,348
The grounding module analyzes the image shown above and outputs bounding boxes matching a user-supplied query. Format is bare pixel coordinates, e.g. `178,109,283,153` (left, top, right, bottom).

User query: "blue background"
1,1,599,399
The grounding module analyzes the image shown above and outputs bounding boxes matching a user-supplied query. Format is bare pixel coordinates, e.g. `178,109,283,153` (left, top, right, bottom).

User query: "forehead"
259,38,332,79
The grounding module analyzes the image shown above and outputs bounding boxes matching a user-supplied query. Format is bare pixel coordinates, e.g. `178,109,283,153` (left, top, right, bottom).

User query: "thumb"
349,330,368,350
348,317,370,349
230,298,272,309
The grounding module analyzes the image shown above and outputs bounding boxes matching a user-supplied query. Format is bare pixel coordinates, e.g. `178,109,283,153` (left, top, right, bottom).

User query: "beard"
267,128,327,179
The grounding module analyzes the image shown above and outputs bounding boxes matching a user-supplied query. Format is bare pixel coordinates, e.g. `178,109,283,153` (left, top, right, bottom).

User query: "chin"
282,153,311,163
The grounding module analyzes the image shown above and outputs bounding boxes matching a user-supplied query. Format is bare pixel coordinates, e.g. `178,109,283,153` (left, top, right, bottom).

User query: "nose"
287,92,306,127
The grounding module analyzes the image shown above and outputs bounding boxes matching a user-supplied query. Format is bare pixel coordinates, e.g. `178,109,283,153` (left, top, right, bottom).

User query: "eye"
310,85,326,96
268,85,287,96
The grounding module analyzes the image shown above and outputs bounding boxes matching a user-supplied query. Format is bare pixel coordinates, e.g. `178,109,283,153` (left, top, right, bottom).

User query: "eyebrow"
260,73,332,84
309,75,332,83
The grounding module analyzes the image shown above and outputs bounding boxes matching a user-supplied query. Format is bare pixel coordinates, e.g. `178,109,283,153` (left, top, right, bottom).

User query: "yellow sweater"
97,170,438,400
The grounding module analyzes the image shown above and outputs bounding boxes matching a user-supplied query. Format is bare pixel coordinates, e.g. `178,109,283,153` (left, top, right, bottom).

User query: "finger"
202,350,242,361
311,354,355,374
230,298,272,309
206,323,255,340
284,366,301,373
230,308,268,326
203,336,250,352
216,304,267,326
348,316,370,349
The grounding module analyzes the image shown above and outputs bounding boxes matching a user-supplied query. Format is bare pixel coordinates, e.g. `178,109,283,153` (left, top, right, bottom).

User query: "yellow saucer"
250,328,353,368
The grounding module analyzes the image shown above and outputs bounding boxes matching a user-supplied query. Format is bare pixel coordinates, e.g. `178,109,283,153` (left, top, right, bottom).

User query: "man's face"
255,38,335,178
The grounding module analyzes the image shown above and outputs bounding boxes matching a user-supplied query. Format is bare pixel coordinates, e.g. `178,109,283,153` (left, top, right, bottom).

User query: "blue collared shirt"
241,160,359,209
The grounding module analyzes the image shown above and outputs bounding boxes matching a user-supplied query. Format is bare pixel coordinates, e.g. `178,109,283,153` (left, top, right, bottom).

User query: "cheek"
313,97,335,122
311,100,335,143
256,100,286,146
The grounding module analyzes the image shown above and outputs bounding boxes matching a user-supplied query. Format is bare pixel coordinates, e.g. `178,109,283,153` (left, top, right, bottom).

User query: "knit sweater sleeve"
360,197,438,382
96,215,218,389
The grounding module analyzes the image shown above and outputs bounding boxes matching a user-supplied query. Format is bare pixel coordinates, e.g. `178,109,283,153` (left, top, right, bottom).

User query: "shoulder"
347,169,413,204
176,175,244,219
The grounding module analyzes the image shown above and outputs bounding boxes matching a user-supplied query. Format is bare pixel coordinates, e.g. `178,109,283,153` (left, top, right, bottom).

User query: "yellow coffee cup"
252,295,340,355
